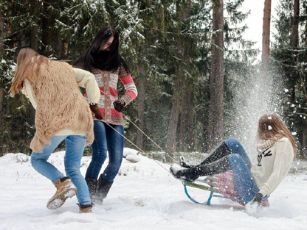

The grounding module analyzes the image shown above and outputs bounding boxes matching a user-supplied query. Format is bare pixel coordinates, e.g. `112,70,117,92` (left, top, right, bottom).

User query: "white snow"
1,150,307,230
124,154,141,163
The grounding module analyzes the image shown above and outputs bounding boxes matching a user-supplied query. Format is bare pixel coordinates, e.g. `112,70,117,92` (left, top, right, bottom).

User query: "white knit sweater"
251,137,294,196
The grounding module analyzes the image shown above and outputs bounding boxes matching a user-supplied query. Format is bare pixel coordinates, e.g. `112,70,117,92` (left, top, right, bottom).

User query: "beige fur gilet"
29,60,94,152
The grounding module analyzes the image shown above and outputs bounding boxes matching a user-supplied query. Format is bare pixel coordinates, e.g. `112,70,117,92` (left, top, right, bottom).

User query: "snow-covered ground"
1,149,307,230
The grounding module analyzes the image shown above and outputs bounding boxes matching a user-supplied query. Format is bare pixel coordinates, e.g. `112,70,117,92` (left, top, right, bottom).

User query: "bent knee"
224,137,240,146
30,153,41,166
227,154,243,164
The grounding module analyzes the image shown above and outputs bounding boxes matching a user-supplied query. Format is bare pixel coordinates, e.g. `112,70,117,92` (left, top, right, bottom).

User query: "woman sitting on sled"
170,113,296,206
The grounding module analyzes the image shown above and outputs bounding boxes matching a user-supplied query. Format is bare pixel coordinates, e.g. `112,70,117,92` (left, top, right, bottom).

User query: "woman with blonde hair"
171,113,296,206
10,48,101,213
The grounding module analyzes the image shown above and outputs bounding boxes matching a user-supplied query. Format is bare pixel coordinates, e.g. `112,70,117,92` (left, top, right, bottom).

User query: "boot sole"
47,188,77,209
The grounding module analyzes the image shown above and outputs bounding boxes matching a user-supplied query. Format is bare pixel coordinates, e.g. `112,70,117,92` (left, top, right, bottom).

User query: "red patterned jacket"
91,64,138,125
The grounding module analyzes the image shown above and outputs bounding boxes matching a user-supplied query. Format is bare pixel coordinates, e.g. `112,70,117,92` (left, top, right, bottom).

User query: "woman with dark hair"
75,27,138,203
171,113,296,207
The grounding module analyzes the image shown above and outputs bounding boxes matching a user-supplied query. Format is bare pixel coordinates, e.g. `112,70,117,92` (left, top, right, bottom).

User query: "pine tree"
272,0,307,158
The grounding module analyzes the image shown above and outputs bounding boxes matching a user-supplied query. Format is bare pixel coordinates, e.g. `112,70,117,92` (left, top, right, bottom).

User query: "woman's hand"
89,104,103,120
252,192,263,204
113,99,126,112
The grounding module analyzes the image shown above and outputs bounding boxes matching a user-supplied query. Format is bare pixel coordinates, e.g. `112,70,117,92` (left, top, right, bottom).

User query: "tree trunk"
305,11,307,46
136,66,145,150
207,0,224,150
165,75,182,155
178,85,194,151
165,0,192,156
302,125,307,159
291,0,300,48
262,0,272,66
0,14,4,117
0,14,3,52
0,88,3,113
177,0,193,152
304,3,307,159
30,24,39,51
40,0,54,55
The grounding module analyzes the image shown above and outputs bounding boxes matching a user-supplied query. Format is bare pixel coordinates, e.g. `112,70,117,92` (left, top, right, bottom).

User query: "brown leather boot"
79,203,93,213
47,177,76,209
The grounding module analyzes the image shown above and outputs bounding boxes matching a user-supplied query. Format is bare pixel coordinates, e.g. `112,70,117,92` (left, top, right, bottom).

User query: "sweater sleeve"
73,68,100,105
259,139,294,196
118,65,138,105
119,74,138,105
21,79,37,109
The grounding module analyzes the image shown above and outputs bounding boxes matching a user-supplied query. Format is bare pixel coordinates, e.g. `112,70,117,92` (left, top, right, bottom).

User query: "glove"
113,100,126,112
252,192,263,204
90,104,103,120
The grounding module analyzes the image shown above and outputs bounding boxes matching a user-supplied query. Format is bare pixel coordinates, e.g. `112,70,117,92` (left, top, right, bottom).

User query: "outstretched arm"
73,68,100,105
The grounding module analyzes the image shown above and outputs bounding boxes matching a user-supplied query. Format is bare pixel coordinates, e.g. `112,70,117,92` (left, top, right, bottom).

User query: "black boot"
171,155,232,181
179,156,193,168
200,142,231,165
95,176,113,203
85,177,97,200
170,165,199,181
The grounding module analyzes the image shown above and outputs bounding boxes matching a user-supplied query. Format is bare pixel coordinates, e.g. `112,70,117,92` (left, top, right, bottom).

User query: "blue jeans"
86,120,124,183
224,138,259,204
31,135,91,205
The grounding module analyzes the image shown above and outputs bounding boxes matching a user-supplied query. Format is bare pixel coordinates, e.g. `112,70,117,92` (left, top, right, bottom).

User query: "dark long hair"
75,27,129,72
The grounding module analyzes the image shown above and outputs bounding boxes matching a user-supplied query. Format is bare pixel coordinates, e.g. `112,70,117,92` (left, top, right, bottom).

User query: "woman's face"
100,36,114,51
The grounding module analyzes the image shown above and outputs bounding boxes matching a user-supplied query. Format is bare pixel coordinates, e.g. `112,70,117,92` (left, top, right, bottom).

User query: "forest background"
0,0,306,161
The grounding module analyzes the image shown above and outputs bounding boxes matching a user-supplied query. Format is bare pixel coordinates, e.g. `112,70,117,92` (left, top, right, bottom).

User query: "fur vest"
29,60,94,152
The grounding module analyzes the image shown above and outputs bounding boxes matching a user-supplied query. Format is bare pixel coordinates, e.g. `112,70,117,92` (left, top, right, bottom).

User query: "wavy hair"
10,48,47,96
257,113,297,154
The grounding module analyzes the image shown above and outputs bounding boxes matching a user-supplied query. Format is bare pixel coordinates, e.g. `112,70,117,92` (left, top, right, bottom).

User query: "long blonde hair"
10,48,47,96
257,113,297,154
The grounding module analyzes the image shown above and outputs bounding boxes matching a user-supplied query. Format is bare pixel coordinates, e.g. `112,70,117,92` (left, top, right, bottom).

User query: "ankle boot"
95,176,113,203
200,142,231,165
171,156,232,181
170,165,199,181
85,177,97,200
79,203,93,213
179,156,193,168
47,177,76,209
170,164,199,181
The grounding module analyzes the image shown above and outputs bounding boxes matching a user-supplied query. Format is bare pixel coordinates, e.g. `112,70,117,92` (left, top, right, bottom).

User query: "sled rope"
124,116,166,153
102,120,172,173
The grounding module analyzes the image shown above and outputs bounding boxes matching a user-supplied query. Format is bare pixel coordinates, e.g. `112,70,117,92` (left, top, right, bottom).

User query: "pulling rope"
101,118,175,173
98,117,224,205
124,116,166,153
